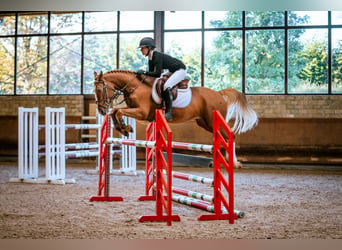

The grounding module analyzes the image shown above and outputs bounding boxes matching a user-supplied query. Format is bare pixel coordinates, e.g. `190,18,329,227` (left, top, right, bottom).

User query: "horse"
94,69,258,167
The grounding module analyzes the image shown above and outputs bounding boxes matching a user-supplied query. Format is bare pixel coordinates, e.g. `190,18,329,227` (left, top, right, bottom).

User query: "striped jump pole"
171,142,213,153
106,138,156,149
171,171,214,186
172,187,214,203
172,195,244,218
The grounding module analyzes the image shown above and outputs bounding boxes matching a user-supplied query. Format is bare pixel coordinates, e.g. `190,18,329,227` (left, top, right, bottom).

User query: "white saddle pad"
151,79,192,108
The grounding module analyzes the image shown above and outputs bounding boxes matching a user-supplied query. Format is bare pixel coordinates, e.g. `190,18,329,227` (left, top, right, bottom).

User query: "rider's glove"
136,70,146,75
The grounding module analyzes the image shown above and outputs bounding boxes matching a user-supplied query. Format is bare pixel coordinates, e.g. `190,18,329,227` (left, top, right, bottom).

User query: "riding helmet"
138,37,156,48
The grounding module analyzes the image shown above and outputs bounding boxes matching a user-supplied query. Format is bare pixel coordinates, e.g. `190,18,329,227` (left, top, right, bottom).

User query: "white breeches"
163,68,187,90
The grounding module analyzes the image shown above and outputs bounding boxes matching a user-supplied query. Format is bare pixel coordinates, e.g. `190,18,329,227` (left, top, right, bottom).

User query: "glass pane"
50,12,82,33
83,34,117,94
85,11,117,32
165,11,201,30
246,30,285,94
119,33,153,70
205,11,242,28
18,12,48,34
246,11,284,27
205,31,242,91
288,29,328,93
120,11,154,31
332,28,342,93
332,11,342,25
0,13,16,36
17,36,47,94
288,11,328,26
49,35,81,94
165,32,201,86
0,37,15,94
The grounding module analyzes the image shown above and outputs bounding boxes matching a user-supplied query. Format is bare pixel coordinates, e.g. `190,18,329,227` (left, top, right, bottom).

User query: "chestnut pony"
94,70,258,138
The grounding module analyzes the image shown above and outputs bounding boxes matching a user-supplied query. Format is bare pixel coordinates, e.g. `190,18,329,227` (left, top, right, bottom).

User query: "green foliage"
165,40,201,86
206,11,308,93
332,41,342,85
296,41,328,85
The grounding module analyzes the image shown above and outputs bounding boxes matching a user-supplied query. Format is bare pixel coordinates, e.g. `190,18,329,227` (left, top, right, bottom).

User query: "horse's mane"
103,69,155,87
104,69,135,75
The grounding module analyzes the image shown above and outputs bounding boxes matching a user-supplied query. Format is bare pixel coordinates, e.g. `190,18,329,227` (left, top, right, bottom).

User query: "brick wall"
247,95,342,119
0,95,84,116
0,96,84,156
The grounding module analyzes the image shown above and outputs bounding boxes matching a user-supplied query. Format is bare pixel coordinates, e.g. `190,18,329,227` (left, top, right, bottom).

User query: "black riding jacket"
146,51,186,78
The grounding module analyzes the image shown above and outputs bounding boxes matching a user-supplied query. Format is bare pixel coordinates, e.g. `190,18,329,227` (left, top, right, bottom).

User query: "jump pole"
172,195,244,218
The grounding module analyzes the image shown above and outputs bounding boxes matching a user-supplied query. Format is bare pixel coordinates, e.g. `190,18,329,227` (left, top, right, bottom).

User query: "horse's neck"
104,72,154,89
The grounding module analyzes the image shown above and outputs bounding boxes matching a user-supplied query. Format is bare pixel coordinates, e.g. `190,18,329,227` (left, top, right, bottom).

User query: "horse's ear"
94,71,97,78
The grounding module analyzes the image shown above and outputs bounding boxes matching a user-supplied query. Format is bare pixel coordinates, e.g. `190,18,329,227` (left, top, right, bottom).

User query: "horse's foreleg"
109,109,130,136
111,107,148,136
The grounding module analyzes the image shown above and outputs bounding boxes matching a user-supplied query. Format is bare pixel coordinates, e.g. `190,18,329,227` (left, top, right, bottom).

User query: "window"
205,11,242,28
165,11,201,29
0,37,15,94
205,31,242,91
246,30,285,93
119,33,152,71
288,11,328,26
83,34,117,94
0,11,341,96
164,31,202,86
49,35,82,94
120,11,154,31
84,11,117,32
17,36,47,94
246,11,284,27
50,12,82,34
18,12,48,35
332,28,342,93
288,29,328,93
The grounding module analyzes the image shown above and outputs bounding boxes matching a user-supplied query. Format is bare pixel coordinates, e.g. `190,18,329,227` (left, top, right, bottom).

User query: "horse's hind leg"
196,118,242,169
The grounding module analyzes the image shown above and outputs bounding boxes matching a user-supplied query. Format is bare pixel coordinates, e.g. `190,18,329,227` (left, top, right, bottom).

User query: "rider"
137,37,187,121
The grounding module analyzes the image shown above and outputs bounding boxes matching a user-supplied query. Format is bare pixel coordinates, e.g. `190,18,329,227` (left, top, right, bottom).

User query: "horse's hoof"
126,125,134,133
234,161,242,169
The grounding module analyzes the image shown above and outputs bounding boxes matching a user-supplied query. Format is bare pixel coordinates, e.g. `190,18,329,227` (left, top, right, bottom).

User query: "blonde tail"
219,88,258,134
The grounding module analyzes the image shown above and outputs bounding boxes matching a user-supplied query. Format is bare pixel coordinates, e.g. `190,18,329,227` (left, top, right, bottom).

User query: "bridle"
94,74,147,109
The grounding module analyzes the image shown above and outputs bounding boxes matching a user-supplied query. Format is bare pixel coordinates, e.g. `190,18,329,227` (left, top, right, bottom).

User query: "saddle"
155,77,189,101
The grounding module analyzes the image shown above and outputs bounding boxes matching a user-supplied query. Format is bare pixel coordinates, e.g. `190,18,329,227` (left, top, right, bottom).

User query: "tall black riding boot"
163,88,173,121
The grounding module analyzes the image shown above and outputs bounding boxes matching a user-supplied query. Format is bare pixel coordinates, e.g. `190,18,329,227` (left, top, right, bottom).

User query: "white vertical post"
96,111,104,171
120,116,136,172
17,107,39,180
45,107,66,182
